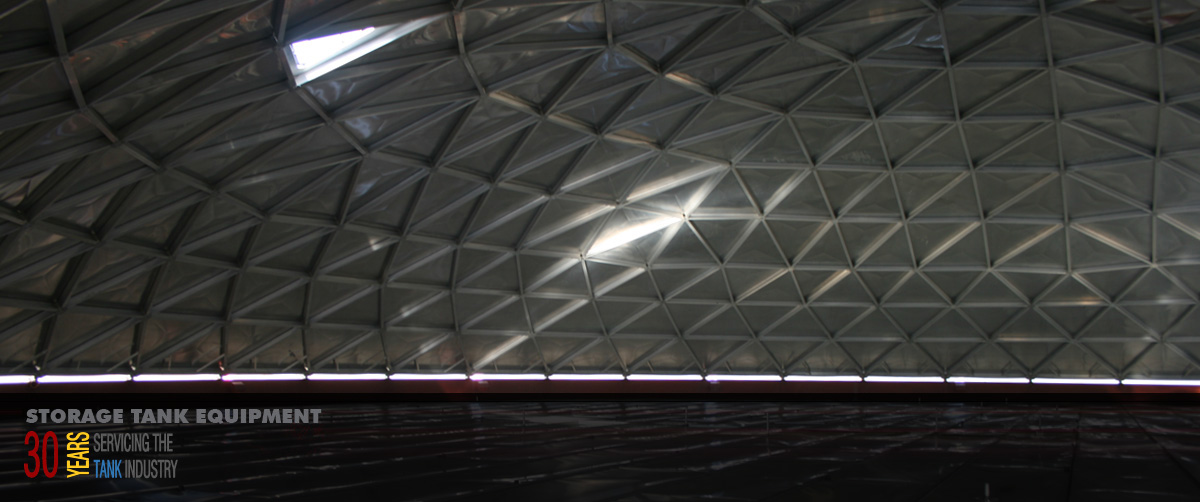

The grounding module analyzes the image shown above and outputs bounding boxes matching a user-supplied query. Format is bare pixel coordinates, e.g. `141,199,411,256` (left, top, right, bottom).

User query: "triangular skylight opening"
285,15,444,86
291,28,376,70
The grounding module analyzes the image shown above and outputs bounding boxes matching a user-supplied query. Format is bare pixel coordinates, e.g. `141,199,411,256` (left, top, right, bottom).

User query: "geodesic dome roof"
3,0,1200,380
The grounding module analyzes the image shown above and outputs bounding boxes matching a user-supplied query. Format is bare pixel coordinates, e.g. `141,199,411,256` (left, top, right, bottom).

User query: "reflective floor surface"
4,401,1200,501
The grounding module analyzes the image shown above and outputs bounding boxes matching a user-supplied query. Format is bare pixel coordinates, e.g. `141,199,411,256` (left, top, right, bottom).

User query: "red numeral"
23,431,59,478
42,431,57,478
23,431,38,478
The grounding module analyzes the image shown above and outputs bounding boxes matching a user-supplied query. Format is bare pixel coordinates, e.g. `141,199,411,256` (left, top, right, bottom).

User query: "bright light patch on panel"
588,216,681,256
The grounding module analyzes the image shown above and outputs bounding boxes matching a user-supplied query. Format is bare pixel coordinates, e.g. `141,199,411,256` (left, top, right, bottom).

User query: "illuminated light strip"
25,373,1200,387
1121,379,1200,386
307,373,388,381
864,376,945,383
626,374,704,381
784,375,863,382
706,375,782,382
0,375,34,384
548,374,626,381
221,373,306,382
469,373,546,381
1031,377,1121,385
132,374,221,382
389,373,468,380
38,374,131,384
947,377,1030,384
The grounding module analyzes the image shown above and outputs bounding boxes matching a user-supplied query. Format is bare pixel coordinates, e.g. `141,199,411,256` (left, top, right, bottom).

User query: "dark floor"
4,402,1200,501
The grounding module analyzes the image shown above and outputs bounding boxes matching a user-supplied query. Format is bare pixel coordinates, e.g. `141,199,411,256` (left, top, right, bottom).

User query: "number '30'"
24,431,58,478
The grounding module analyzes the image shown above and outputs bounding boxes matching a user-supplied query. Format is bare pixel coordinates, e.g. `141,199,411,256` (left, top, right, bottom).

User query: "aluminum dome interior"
3,0,1200,381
